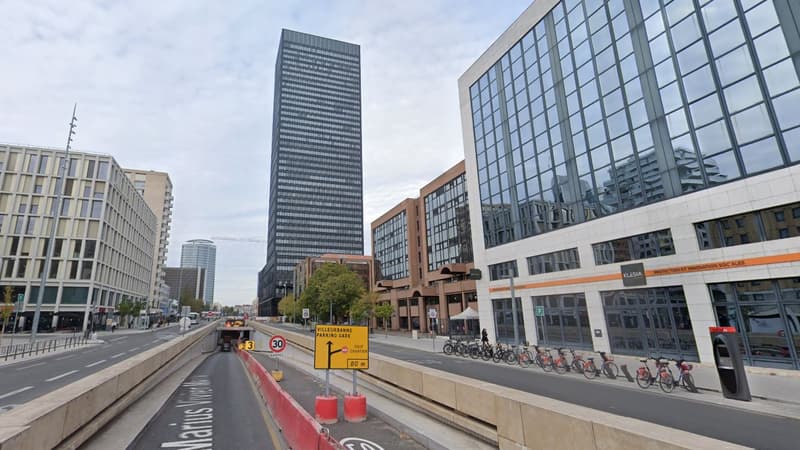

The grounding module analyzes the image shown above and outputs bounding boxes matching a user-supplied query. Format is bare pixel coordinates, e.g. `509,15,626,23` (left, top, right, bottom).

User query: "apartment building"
124,169,173,314
0,144,156,331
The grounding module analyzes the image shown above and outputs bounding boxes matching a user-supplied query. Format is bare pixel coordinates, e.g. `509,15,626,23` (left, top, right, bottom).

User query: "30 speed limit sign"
269,335,287,354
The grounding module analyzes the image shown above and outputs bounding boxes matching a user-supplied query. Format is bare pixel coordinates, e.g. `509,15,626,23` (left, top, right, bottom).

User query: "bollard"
314,396,338,424
344,395,367,422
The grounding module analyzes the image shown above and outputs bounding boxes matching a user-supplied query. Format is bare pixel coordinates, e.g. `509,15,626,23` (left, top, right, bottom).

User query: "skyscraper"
259,29,364,316
181,239,216,307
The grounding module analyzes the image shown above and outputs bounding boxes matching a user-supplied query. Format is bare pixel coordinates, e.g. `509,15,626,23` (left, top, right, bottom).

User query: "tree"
179,290,204,313
301,263,365,323
374,302,394,337
278,293,302,322
350,291,376,326
0,286,14,347
118,298,133,327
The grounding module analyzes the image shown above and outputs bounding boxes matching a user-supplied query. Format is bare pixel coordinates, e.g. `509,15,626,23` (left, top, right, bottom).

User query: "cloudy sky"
0,1,527,305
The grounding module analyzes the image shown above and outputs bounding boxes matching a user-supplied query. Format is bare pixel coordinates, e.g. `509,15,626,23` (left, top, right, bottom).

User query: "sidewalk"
358,327,800,421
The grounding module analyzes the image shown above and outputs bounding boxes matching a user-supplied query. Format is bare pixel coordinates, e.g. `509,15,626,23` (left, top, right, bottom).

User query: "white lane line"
110,352,125,359
45,370,78,382
86,360,106,368
128,347,140,352
55,354,76,361
15,362,46,371
0,386,33,401
109,337,128,342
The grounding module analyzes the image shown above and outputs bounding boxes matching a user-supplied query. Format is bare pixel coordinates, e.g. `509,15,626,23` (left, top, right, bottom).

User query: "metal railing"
1,334,89,361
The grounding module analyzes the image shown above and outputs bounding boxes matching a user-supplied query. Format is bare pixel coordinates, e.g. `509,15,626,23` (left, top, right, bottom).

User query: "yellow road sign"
238,340,255,351
314,325,369,369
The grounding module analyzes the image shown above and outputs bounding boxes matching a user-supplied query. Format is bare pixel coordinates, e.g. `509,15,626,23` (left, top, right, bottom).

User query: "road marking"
55,354,76,361
128,346,140,352
86,360,106,368
15,362,46,371
110,352,125,359
0,404,19,414
340,437,385,450
45,370,78,382
109,337,128,342
0,386,33,401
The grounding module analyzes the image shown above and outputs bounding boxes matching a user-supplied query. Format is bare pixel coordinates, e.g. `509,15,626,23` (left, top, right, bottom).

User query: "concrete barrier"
251,322,749,450
0,322,219,450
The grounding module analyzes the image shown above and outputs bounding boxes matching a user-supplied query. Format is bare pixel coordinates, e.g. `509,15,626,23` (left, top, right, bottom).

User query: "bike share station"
314,325,369,424
709,326,751,401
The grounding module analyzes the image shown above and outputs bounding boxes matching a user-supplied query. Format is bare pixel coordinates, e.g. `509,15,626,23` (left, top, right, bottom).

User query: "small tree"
0,286,14,347
118,298,133,327
350,292,375,326
301,263,365,323
278,293,301,322
374,302,394,337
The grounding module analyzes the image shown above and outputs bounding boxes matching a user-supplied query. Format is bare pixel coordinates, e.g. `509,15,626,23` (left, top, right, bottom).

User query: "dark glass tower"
259,29,364,316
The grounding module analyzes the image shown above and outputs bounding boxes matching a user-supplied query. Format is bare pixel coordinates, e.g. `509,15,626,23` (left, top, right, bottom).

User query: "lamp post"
32,104,77,344
507,270,519,347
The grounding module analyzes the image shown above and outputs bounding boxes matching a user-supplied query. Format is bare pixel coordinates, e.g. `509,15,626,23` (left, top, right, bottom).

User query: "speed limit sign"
269,335,287,353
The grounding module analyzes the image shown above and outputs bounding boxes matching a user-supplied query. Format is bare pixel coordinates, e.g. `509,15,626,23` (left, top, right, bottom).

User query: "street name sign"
314,325,369,370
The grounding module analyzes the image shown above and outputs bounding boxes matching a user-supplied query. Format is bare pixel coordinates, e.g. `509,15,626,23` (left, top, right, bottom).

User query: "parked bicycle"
598,351,620,378
533,345,554,372
553,348,571,374
568,348,586,374
636,356,673,392
515,344,534,368
663,359,697,393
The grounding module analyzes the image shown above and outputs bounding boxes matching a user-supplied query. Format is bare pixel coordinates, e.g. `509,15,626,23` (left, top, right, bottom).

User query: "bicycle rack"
619,364,635,382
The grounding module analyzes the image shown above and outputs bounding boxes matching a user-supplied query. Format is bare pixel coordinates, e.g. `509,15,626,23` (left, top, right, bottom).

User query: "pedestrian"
481,328,489,348
111,321,117,333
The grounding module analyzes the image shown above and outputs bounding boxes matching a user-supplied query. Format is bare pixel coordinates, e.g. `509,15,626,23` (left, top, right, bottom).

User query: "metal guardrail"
1,334,89,361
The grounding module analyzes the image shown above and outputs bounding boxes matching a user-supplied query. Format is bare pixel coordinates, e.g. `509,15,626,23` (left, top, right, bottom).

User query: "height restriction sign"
314,325,369,370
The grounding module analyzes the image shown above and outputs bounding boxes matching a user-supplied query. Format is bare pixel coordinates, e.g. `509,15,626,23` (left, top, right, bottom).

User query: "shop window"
533,293,592,349
492,297,526,344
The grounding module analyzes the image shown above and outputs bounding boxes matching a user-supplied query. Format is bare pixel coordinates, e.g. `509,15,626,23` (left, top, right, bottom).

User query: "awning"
450,306,479,320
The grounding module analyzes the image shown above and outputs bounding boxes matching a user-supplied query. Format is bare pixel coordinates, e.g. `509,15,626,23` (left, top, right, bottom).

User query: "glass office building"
181,239,216,306
260,29,364,316
460,0,800,373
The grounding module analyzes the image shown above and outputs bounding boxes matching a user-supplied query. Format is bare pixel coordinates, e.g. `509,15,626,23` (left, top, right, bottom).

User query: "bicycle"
515,344,534,368
636,356,673,392
663,359,697,393
553,348,570,374
598,351,620,378
635,356,656,389
442,338,459,355
568,348,585,374
533,345,554,372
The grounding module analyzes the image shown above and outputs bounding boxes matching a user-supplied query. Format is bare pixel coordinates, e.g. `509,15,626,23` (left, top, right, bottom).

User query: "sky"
0,0,528,306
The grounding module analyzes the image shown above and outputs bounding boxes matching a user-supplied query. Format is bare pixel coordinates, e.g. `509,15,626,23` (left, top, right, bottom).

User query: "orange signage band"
488,252,800,293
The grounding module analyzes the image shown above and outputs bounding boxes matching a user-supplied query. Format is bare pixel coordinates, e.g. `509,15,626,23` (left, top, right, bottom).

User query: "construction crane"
210,236,266,243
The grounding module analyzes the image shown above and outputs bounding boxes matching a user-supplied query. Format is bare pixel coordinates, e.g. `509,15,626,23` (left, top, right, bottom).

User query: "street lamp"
506,269,520,347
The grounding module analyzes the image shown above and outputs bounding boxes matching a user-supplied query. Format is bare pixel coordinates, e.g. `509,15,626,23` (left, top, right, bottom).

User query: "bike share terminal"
709,326,751,401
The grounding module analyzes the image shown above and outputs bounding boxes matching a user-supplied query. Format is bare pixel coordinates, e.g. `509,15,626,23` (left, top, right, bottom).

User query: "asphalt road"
133,352,283,450
0,327,182,413
368,340,798,450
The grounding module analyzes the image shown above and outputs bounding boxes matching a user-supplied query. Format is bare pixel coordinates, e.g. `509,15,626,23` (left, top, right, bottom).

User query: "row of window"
695,200,800,249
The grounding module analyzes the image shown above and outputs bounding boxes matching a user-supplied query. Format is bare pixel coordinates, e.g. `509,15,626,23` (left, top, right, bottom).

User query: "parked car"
221,341,231,352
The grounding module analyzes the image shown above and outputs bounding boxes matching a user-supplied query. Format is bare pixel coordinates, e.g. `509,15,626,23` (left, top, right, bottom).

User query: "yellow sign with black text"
238,340,255,351
314,325,369,370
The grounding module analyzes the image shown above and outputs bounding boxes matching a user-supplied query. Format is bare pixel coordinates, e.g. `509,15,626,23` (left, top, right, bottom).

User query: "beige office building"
124,169,173,313
0,144,156,331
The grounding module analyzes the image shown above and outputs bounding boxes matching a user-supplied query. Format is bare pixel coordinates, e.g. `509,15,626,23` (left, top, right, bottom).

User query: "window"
527,248,580,275
695,201,800,249
492,297,526,344
489,260,518,280
85,160,95,178
592,229,675,265
533,293,592,349
711,277,800,369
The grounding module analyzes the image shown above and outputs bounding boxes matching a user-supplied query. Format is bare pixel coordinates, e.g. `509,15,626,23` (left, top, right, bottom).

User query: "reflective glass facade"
262,30,364,314
424,173,473,271
373,211,408,281
469,0,800,249
711,277,800,369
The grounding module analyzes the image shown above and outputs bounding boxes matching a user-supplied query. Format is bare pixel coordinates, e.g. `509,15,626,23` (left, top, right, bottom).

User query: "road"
0,327,181,413
366,340,798,450
132,352,283,450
